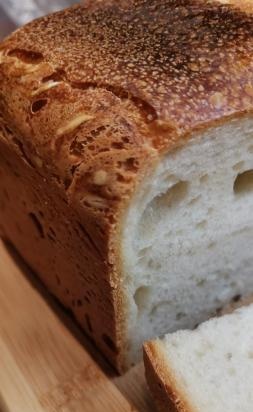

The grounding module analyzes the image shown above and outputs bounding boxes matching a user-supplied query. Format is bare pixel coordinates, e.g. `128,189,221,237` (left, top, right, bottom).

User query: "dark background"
0,7,16,39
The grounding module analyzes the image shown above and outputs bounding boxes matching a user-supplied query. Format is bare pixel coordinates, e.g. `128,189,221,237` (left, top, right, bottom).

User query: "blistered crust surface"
1,0,253,149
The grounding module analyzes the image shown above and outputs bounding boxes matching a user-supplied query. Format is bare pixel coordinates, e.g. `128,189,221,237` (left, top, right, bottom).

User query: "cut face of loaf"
144,303,253,412
123,116,253,364
1,1,253,372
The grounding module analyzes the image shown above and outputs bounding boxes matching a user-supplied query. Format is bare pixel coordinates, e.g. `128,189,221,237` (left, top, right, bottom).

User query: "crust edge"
143,341,195,412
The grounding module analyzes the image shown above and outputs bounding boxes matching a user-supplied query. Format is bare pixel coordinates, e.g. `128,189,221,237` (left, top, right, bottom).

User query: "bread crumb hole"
208,241,216,249
196,220,207,229
232,294,241,302
233,161,245,171
188,195,201,206
144,181,188,217
111,141,124,149
31,99,48,114
134,286,151,311
200,174,209,183
197,279,206,287
7,48,43,63
176,312,186,320
234,170,253,195
42,69,66,83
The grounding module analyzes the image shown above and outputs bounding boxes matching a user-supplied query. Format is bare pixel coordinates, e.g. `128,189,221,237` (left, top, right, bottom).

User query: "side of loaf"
144,303,253,412
1,0,253,371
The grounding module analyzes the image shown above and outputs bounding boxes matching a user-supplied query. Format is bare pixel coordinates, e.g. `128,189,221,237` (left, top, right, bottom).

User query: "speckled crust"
0,0,253,371
144,341,194,412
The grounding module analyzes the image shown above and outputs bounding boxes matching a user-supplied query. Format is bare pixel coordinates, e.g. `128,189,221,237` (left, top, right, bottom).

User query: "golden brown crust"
2,0,253,149
144,341,195,412
0,0,253,371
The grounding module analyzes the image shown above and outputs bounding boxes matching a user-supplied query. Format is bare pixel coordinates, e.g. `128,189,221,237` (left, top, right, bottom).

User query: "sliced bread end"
144,341,192,412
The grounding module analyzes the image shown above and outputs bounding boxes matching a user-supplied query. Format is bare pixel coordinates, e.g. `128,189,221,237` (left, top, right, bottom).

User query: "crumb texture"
123,116,253,364
159,304,253,412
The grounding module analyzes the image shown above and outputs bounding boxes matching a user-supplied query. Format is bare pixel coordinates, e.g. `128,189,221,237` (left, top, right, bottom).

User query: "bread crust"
0,0,253,371
144,341,195,412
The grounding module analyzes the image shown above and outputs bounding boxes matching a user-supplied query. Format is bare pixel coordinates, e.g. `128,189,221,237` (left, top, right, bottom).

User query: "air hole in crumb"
118,157,139,172
197,279,206,287
134,286,151,310
200,174,209,183
188,196,200,206
176,312,186,320
116,173,131,183
139,181,188,236
31,99,48,114
232,294,241,302
234,170,253,195
152,181,188,210
28,213,45,238
107,214,116,224
196,220,207,229
42,69,66,83
85,314,93,333
102,334,118,353
233,161,245,171
111,141,124,150
208,241,216,249
147,258,161,270
7,48,43,63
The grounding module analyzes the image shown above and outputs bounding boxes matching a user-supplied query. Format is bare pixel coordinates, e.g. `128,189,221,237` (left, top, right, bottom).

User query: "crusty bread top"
1,0,253,151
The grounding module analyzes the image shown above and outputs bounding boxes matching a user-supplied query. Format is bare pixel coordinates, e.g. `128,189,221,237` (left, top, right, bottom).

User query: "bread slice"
144,303,253,412
1,0,253,371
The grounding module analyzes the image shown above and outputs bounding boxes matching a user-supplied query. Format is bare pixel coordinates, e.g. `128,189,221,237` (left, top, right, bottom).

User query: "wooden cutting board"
0,239,153,412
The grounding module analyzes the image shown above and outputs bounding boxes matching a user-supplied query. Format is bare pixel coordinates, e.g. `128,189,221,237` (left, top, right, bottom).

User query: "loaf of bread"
0,0,253,371
144,303,253,412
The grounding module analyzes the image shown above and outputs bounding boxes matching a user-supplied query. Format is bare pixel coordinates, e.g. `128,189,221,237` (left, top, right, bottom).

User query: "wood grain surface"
0,240,153,412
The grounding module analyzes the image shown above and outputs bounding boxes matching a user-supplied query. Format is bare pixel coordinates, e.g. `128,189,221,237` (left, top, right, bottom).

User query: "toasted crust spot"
56,113,95,136
93,170,108,186
31,81,62,96
1,0,253,144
